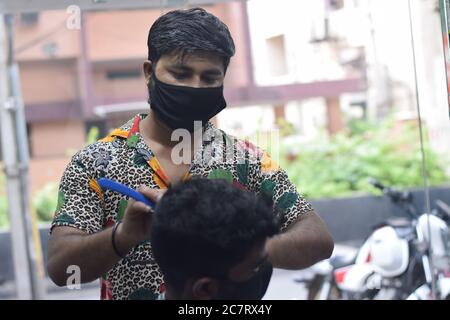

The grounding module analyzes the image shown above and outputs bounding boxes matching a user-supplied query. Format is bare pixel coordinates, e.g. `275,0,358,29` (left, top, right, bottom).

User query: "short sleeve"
251,150,314,232
50,150,104,234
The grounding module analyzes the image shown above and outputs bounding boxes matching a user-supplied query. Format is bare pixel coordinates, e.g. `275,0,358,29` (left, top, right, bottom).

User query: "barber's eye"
203,78,219,85
172,72,189,80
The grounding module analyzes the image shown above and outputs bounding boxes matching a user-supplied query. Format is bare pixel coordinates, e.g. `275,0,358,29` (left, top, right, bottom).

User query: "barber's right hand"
116,186,166,253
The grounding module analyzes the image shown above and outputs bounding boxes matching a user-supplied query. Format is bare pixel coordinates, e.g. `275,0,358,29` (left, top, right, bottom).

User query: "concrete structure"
4,1,366,195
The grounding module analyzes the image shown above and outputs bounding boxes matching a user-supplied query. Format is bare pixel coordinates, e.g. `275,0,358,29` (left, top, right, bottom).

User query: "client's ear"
192,277,219,300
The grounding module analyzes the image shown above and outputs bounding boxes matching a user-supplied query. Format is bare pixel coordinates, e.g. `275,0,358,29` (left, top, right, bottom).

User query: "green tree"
0,172,8,228
32,182,58,222
282,118,450,199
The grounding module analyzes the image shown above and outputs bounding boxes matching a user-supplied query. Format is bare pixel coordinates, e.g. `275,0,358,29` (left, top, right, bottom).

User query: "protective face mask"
149,74,226,132
216,261,273,300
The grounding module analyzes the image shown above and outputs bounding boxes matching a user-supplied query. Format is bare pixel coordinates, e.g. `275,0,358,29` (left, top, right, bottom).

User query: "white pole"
4,13,46,300
0,14,33,300
407,0,437,300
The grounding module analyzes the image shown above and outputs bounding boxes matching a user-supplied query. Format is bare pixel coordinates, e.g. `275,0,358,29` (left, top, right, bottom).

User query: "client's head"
151,178,279,300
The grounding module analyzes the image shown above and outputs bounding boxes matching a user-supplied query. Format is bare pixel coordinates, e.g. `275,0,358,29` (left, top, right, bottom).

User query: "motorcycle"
302,179,450,300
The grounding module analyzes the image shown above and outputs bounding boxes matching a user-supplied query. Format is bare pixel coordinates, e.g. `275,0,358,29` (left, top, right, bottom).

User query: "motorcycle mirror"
400,191,413,202
368,177,385,190
436,200,450,220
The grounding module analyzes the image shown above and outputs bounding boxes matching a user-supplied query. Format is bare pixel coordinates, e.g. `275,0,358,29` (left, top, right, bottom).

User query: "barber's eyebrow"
167,64,192,72
202,69,224,76
168,64,223,76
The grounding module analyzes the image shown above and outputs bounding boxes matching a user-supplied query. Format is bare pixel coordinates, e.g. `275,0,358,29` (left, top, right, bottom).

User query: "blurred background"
0,0,449,299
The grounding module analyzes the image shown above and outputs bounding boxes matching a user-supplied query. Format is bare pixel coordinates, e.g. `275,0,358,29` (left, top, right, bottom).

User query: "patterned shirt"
51,114,313,300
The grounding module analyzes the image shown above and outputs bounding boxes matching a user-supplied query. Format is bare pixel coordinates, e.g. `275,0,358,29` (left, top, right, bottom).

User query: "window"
20,13,39,26
42,42,58,57
266,35,288,77
329,0,345,10
106,70,141,80
349,101,367,120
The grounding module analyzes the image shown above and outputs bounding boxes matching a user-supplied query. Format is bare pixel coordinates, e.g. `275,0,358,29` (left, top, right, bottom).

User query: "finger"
130,199,153,214
127,197,136,206
137,186,166,203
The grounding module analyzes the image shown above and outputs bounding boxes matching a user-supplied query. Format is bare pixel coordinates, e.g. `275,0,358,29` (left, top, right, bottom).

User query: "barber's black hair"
147,7,235,71
151,178,279,290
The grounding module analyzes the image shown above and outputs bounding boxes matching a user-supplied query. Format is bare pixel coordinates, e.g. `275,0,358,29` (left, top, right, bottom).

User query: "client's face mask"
149,74,227,132
216,261,273,300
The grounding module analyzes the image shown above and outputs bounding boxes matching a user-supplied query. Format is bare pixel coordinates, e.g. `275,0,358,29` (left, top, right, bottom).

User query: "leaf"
208,169,233,183
89,178,104,199
128,288,158,300
127,134,139,148
53,213,75,225
276,192,298,212
261,179,275,196
117,199,128,221
133,152,148,167
223,131,234,148
55,191,65,212
236,160,249,185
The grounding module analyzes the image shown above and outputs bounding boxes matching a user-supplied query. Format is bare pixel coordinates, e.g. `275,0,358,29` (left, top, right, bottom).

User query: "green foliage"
86,126,100,146
237,160,249,185
32,182,59,222
208,168,234,183
282,118,450,199
0,172,8,228
261,179,276,196
2,119,93,225
276,192,298,212
0,196,8,228
276,118,296,137
0,169,60,226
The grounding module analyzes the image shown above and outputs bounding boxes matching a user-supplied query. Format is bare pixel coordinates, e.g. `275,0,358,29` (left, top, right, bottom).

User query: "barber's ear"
143,60,152,86
192,277,219,300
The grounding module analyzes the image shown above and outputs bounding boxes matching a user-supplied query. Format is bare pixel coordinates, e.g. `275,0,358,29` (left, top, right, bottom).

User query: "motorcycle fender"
337,263,373,292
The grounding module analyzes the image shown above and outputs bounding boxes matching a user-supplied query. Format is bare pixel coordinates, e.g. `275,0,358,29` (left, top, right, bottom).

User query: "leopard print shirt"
50,114,313,300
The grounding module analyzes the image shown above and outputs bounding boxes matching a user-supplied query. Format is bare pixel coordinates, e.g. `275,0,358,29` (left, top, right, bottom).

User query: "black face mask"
216,262,273,300
148,74,227,132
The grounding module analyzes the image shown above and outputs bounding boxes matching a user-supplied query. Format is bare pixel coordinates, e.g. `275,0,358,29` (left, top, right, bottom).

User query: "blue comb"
97,178,155,209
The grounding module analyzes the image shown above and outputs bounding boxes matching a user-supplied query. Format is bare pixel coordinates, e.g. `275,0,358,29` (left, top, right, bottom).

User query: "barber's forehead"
161,51,223,64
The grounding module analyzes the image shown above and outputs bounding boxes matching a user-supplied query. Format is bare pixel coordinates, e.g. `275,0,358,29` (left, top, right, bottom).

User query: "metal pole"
407,0,437,300
439,0,450,115
0,14,32,300
4,14,46,299
0,14,45,300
